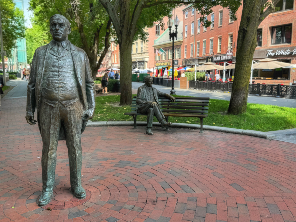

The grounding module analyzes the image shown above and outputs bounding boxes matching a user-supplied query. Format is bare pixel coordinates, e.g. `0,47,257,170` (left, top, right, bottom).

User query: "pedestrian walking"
115,71,120,80
102,72,108,94
108,69,115,79
25,69,30,81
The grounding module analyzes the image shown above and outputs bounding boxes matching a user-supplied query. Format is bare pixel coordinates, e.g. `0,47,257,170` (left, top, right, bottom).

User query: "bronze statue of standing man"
26,14,95,206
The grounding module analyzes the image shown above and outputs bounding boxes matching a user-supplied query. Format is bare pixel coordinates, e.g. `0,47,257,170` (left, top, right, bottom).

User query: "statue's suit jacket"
26,40,95,139
136,85,166,113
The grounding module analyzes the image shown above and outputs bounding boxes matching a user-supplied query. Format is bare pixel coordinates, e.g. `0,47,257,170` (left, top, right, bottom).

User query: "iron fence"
189,81,296,99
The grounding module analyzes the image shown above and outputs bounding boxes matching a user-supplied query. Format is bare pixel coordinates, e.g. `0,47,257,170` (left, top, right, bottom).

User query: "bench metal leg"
200,118,203,133
132,115,137,128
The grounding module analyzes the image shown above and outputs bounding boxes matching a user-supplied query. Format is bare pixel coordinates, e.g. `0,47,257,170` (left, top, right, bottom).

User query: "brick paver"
0,97,296,221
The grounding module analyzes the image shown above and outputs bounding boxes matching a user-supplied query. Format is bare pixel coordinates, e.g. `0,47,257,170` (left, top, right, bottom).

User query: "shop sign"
267,48,296,57
226,50,233,56
156,62,170,66
174,60,178,65
213,55,233,62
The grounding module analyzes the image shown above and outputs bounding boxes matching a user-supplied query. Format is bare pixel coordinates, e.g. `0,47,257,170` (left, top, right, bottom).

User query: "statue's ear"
68,26,71,35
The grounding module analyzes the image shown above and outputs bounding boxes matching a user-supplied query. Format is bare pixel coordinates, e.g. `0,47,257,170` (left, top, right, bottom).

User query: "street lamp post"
168,16,179,95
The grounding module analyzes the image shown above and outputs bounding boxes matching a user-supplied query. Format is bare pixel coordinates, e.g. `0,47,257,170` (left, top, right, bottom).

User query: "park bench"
94,84,102,94
124,96,210,133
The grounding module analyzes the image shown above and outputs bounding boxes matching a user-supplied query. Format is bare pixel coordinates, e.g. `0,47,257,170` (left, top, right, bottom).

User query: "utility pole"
0,6,6,85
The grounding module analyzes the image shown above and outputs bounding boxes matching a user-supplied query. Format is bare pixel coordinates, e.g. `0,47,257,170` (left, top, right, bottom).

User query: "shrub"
8,72,18,75
185,71,205,81
9,74,17,79
94,80,101,84
96,77,102,81
107,79,120,92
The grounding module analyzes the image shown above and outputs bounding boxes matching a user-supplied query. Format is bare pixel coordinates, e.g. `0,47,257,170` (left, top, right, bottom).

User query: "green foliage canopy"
29,0,113,77
0,0,25,58
25,21,49,64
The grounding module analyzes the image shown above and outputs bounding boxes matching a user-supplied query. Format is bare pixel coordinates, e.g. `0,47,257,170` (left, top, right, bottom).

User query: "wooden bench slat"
162,109,208,114
161,102,209,106
163,113,208,118
161,106,209,110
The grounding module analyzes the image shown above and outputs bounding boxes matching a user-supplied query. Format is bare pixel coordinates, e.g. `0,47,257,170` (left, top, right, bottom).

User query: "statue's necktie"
57,42,61,56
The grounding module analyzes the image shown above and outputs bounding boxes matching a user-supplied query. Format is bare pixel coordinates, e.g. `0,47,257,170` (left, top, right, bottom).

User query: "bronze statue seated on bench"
136,76,175,135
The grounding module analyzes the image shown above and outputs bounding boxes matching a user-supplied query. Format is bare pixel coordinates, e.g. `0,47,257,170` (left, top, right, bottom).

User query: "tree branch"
143,0,198,8
130,0,145,38
97,18,112,70
99,0,121,41
259,0,281,22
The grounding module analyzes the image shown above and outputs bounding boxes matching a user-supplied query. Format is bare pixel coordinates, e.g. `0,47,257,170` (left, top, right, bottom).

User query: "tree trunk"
228,0,262,115
119,42,133,105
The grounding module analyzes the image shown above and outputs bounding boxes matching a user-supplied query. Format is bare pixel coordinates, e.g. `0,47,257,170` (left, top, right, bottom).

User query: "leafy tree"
99,0,241,105
29,0,112,78
228,0,281,114
0,0,25,59
26,22,50,64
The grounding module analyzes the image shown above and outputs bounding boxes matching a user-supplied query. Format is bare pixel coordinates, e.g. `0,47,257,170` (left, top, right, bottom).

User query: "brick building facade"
182,1,296,84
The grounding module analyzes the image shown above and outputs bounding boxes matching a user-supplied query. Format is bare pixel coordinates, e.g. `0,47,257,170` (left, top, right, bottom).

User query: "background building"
253,0,296,85
9,0,27,72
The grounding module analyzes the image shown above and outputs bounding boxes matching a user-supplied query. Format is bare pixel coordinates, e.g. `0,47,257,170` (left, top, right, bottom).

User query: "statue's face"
145,78,153,87
50,17,70,42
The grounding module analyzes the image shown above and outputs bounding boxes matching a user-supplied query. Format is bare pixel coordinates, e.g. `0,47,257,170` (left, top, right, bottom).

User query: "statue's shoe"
37,191,53,206
146,128,153,135
161,121,172,127
71,186,86,199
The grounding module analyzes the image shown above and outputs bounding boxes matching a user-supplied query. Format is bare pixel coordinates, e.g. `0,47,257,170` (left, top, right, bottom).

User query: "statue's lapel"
70,44,83,86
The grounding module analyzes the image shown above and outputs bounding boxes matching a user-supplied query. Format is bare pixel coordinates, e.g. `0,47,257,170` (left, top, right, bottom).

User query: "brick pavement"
1,97,296,222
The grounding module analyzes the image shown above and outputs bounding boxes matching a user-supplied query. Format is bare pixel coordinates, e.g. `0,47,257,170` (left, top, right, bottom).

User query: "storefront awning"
156,65,168,68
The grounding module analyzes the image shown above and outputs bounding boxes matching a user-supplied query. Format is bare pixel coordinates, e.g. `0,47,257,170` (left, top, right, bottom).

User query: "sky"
23,0,33,28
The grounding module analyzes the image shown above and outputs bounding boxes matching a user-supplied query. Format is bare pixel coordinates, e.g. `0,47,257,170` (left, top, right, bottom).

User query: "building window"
275,0,293,12
184,45,187,58
192,8,195,15
257,29,262,47
162,51,166,60
141,41,143,52
219,10,223,26
218,37,222,53
271,24,292,44
177,48,181,59
115,54,117,63
197,19,200,34
185,11,188,18
210,39,213,54
211,13,214,29
169,49,172,59
203,17,207,32
203,40,206,55
228,34,233,50
191,22,194,35
185,25,188,38
132,43,134,53
136,42,138,53
196,42,200,57
156,24,160,35
229,10,234,23
190,43,194,57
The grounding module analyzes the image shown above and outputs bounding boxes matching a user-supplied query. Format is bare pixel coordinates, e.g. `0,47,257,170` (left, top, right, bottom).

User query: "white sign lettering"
267,48,296,57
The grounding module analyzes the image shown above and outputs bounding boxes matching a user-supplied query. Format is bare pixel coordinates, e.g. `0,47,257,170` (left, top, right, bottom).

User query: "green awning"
156,65,168,68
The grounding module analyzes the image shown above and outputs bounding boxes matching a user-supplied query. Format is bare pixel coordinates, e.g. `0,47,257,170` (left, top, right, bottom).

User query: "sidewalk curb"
86,121,269,139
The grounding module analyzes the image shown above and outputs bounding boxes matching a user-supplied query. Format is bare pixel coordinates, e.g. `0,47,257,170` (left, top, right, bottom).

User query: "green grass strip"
93,95,296,132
